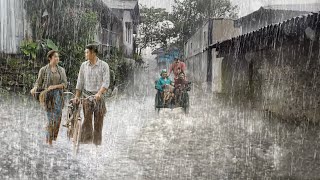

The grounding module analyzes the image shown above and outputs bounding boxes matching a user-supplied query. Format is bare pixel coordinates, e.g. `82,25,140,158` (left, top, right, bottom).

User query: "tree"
137,5,175,55
24,0,98,86
170,0,238,49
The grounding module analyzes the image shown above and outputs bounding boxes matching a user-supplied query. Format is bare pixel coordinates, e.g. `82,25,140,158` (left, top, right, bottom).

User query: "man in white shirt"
75,44,110,145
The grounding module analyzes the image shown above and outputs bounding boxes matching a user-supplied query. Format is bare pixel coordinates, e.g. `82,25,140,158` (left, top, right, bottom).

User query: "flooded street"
1,81,320,179
1,0,320,179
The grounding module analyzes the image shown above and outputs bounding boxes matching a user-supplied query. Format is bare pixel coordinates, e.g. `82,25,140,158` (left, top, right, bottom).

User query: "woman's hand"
30,87,36,97
49,84,64,90
72,97,80,104
48,85,56,90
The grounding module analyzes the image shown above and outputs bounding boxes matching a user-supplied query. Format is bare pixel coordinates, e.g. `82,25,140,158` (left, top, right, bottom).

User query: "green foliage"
170,0,238,49
1,56,37,92
137,0,238,53
23,0,99,88
46,39,59,51
6,58,23,69
106,48,133,88
20,39,59,61
58,11,98,88
137,6,174,54
133,53,143,62
20,41,38,60
4,0,131,92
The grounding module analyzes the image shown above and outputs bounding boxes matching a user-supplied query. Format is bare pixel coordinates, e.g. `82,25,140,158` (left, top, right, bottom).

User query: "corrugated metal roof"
236,3,320,24
263,3,320,12
212,12,320,55
102,0,137,10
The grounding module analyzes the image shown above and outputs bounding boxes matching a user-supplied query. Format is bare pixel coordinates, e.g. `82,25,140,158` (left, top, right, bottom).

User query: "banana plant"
20,39,59,60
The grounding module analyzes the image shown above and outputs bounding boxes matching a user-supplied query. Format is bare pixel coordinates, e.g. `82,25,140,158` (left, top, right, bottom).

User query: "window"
125,22,132,43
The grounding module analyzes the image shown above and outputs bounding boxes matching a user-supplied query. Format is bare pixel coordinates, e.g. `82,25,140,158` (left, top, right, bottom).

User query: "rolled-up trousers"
81,98,106,145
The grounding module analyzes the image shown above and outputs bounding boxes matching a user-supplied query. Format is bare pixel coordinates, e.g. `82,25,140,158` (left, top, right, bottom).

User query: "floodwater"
1,63,320,180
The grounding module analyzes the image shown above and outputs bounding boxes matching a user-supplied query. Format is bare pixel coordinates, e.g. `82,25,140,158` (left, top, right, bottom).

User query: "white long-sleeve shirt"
76,58,110,93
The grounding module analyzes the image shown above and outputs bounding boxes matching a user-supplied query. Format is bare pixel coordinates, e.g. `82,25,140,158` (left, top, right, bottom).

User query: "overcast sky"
139,0,320,16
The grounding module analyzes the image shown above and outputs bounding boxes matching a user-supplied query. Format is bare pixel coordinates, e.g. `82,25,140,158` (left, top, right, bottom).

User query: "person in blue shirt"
156,69,173,92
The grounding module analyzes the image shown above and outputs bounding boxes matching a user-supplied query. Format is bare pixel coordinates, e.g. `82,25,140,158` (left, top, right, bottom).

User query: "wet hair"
47,50,58,59
86,44,98,54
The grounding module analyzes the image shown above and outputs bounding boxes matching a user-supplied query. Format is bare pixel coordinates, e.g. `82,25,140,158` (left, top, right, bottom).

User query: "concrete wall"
186,52,208,83
211,49,223,92
185,19,241,85
220,54,251,97
0,0,29,54
184,20,209,83
212,19,241,44
210,20,240,92
184,21,207,59
219,36,320,122
237,9,310,35
258,40,320,122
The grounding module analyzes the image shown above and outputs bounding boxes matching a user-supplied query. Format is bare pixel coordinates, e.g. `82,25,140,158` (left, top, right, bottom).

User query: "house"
184,18,240,85
211,11,320,122
94,1,123,57
0,0,30,55
185,3,320,89
101,0,140,58
0,0,139,60
235,4,320,34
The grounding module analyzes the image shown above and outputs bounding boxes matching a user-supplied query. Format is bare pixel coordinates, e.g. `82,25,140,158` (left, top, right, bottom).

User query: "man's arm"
95,63,110,100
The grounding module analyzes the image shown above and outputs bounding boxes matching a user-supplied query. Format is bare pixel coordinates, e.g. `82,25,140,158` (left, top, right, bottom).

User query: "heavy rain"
1,0,320,179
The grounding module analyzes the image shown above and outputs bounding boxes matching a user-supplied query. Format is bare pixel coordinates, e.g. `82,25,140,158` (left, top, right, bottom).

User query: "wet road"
1,67,320,179
1,88,320,180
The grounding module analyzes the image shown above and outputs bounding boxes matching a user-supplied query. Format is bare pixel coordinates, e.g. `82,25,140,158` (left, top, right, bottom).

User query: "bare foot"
48,139,53,146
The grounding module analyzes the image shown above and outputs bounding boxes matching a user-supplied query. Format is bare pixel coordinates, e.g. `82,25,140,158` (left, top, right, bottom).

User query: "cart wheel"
183,93,190,114
155,94,158,110
155,91,163,109
169,99,174,109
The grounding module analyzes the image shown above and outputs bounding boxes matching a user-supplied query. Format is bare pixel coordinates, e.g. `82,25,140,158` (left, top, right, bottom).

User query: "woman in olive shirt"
30,50,67,146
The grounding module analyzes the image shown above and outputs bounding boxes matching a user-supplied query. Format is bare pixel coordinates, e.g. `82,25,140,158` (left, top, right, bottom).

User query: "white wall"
184,21,209,59
212,49,223,93
212,19,241,44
